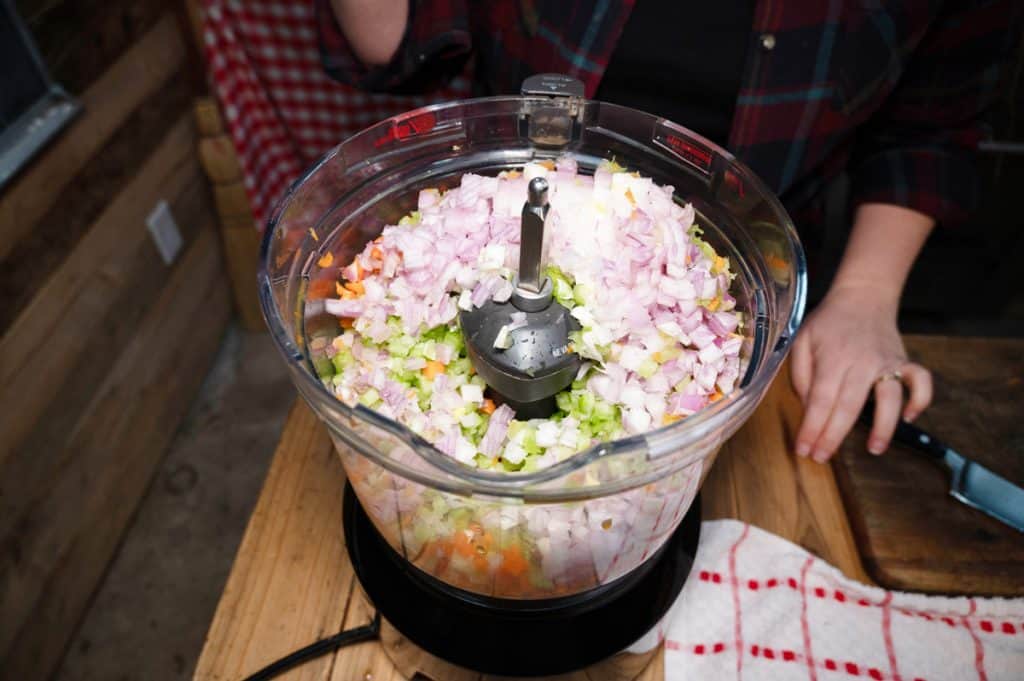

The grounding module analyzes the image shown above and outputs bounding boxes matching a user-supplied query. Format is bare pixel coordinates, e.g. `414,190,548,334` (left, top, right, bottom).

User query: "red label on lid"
660,133,711,171
374,111,437,148
652,123,715,175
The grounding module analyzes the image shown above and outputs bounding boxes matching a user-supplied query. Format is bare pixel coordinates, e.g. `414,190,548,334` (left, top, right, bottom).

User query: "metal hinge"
518,73,585,148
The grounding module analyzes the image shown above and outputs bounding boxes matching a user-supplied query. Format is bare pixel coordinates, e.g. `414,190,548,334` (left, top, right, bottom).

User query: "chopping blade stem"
518,177,549,293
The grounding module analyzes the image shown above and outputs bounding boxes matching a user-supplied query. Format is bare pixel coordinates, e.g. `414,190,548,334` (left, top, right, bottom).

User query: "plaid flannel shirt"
317,0,1018,234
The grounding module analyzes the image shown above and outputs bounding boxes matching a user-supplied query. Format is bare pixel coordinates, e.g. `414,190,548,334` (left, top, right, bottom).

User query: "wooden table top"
193,369,869,681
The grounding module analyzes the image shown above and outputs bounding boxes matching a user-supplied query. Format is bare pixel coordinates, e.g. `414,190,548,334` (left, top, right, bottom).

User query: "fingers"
810,369,874,463
868,378,903,454
900,363,933,421
790,333,813,403
794,362,847,459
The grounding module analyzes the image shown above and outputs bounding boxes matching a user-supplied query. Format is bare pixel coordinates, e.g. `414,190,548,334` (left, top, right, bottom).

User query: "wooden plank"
331,591,407,681
0,225,230,678
199,135,244,183
16,0,168,95
0,65,197,332
636,651,664,681
701,367,871,583
833,335,1024,596
0,113,198,466
0,12,185,261
213,180,255,219
195,97,226,137
192,403,356,681
0,168,212,545
221,211,260,231
183,0,207,64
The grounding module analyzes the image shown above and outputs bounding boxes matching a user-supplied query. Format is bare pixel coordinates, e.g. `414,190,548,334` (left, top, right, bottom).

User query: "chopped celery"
507,421,527,441
637,358,659,379
460,411,483,429
443,329,466,353
358,387,380,407
520,427,541,455
593,400,617,422
545,265,576,307
576,391,596,415
573,282,593,307
603,158,626,173
448,357,473,376
330,349,354,373
501,457,525,472
422,326,449,343
653,345,682,362
520,455,543,473
312,356,334,379
387,335,416,357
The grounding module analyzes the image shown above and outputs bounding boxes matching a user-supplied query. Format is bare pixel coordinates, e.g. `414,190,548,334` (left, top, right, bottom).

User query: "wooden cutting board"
833,335,1024,596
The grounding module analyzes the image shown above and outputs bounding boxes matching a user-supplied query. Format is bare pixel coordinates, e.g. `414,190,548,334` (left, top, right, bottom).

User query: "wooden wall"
0,2,231,677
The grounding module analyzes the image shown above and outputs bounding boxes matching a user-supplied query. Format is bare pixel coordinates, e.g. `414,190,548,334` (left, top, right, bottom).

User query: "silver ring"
874,369,903,386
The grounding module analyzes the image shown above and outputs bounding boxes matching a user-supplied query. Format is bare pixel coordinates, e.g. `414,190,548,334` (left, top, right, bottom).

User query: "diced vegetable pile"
311,157,743,472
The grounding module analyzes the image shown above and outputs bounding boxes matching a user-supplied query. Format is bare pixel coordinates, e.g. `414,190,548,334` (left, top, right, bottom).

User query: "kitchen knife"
861,410,1024,533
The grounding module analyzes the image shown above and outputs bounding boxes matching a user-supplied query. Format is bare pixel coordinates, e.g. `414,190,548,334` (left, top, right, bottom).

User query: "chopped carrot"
481,398,496,415
765,253,787,271
339,317,355,330
705,296,720,312
624,188,636,205
344,281,365,296
709,390,724,403
335,281,346,297
371,246,383,260
539,159,556,170
422,360,445,379
317,251,334,268
499,545,528,576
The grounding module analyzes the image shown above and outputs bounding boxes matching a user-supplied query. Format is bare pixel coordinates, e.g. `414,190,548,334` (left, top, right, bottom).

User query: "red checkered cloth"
200,0,469,228
657,521,1024,681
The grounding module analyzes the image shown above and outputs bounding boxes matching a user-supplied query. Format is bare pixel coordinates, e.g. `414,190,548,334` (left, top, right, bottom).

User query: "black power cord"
241,612,381,681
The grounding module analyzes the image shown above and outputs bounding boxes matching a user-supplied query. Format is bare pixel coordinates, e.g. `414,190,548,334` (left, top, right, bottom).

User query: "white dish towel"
658,520,1024,680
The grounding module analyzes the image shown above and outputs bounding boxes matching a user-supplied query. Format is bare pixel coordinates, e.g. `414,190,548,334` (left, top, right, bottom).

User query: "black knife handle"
891,420,949,461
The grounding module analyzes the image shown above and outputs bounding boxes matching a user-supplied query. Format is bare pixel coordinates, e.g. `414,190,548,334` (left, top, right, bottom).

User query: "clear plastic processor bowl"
259,91,806,601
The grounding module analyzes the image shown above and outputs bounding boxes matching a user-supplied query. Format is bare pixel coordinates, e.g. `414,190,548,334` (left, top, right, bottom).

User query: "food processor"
259,74,806,679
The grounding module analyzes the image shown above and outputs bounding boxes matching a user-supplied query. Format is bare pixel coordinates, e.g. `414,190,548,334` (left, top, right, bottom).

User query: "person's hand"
789,282,933,463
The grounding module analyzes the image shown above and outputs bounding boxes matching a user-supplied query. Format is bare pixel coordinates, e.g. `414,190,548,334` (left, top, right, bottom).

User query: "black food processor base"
343,485,702,679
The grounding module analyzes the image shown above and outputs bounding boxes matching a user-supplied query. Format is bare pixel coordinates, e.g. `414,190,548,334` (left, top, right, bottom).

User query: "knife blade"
892,420,1024,532
859,408,1024,533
